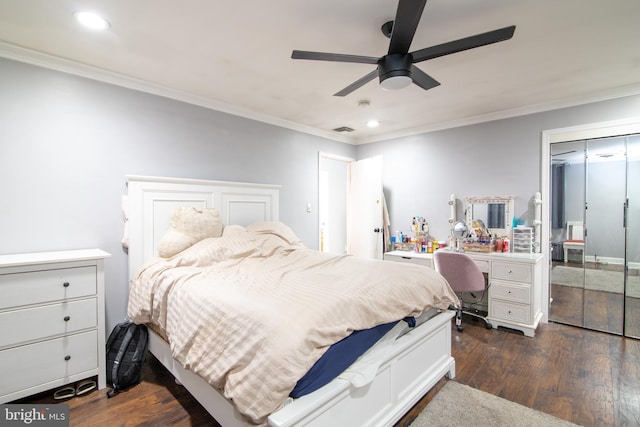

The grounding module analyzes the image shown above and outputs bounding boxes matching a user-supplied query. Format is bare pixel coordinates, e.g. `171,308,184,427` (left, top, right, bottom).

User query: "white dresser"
384,250,543,337
0,249,110,403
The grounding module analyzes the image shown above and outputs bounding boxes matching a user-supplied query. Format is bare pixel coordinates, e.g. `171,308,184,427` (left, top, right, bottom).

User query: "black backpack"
106,320,149,397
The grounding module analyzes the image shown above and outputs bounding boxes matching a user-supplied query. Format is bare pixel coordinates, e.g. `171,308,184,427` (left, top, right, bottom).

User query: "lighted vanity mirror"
465,196,514,238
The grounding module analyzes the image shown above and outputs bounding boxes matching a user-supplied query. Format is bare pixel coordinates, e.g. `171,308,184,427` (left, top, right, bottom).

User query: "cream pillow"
158,207,223,257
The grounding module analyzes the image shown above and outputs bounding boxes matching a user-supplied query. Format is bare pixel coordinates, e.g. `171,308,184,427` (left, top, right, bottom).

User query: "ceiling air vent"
333,126,355,133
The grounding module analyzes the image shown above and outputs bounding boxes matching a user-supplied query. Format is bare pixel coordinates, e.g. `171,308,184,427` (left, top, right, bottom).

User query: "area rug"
411,381,580,427
551,265,640,298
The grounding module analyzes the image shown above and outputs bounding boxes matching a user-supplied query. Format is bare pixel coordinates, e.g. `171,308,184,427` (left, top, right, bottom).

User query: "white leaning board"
126,175,455,427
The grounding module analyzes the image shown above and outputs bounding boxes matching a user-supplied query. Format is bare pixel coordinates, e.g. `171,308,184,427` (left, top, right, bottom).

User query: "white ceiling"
1,0,639,144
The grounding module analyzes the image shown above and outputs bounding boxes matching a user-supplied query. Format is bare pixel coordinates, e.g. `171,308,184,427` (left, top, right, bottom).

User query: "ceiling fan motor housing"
378,53,413,82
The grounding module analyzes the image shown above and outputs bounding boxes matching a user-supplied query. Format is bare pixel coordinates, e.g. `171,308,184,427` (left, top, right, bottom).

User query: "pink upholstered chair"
434,251,492,332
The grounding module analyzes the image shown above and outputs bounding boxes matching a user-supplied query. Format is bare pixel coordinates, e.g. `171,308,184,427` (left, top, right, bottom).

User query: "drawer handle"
64,316,71,321
508,270,513,274
64,355,71,361
401,257,411,259
63,282,70,288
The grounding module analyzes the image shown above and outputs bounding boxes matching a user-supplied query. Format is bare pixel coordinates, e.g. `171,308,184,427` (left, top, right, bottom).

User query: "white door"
347,156,384,259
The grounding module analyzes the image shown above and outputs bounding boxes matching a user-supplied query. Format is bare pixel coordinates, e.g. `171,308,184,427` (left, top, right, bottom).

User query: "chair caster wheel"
485,323,493,330
456,325,463,332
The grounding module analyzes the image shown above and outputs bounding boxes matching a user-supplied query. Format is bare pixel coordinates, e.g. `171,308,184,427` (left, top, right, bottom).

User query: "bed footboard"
147,310,455,427
269,309,455,427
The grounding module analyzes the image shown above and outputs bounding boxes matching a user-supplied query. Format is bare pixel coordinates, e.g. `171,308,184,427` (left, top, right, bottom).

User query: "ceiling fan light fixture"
380,75,412,91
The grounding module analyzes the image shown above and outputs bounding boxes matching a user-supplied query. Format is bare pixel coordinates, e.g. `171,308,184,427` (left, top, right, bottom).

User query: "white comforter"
128,222,458,425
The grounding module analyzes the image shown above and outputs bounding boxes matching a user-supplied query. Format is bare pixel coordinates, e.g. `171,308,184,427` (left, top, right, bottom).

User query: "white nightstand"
0,249,110,403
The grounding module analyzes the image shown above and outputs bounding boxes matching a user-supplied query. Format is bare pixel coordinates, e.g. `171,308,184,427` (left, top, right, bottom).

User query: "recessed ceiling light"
74,11,110,30
366,119,380,128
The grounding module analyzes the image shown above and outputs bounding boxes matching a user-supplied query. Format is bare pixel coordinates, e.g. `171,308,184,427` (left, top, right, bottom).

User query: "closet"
549,133,639,338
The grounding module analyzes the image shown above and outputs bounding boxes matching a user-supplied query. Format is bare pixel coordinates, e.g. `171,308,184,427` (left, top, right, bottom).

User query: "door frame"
541,117,640,323
318,152,354,253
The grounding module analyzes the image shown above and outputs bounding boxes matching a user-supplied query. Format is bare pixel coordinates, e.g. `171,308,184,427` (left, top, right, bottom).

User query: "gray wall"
356,96,640,244
0,58,355,333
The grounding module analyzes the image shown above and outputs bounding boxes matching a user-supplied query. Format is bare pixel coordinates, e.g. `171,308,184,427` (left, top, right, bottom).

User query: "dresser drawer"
0,299,97,349
0,331,98,398
491,262,532,283
491,281,530,304
490,300,530,324
0,266,96,309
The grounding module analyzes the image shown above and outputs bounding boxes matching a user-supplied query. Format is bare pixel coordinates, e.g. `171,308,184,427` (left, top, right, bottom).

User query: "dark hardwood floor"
19,319,640,427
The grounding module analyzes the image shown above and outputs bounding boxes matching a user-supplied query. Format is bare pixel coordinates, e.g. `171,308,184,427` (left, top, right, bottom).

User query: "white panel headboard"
126,175,280,280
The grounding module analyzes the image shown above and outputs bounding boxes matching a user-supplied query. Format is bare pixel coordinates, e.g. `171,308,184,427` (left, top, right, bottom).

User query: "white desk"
384,250,543,337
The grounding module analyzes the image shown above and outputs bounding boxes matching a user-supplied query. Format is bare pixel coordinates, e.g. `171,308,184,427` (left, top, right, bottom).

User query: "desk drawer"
0,331,98,398
491,281,530,304
0,299,97,349
490,300,530,324
0,266,96,309
491,262,532,283
384,254,433,269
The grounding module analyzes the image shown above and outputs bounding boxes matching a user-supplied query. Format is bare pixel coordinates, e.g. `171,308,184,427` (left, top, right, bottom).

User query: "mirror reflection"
472,203,506,229
465,196,514,237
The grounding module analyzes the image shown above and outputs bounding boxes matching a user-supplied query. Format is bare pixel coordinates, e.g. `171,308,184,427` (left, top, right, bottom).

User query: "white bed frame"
127,175,455,427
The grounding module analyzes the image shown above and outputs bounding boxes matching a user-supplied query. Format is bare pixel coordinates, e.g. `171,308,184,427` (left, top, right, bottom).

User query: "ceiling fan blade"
388,0,428,55
333,69,379,97
291,50,378,64
411,25,516,63
410,65,440,91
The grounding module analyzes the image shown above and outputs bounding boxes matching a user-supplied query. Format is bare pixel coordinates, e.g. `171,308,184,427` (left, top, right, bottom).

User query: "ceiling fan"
291,0,516,97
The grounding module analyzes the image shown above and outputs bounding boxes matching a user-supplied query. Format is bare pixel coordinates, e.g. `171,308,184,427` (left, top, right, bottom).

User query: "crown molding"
0,41,355,145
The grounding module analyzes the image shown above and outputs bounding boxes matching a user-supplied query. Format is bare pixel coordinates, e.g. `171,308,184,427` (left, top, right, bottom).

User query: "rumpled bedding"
128,222,458,425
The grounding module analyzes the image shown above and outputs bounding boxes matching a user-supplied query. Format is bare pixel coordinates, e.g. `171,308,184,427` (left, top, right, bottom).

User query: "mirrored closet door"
626,136,640,338
549,133,639,338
